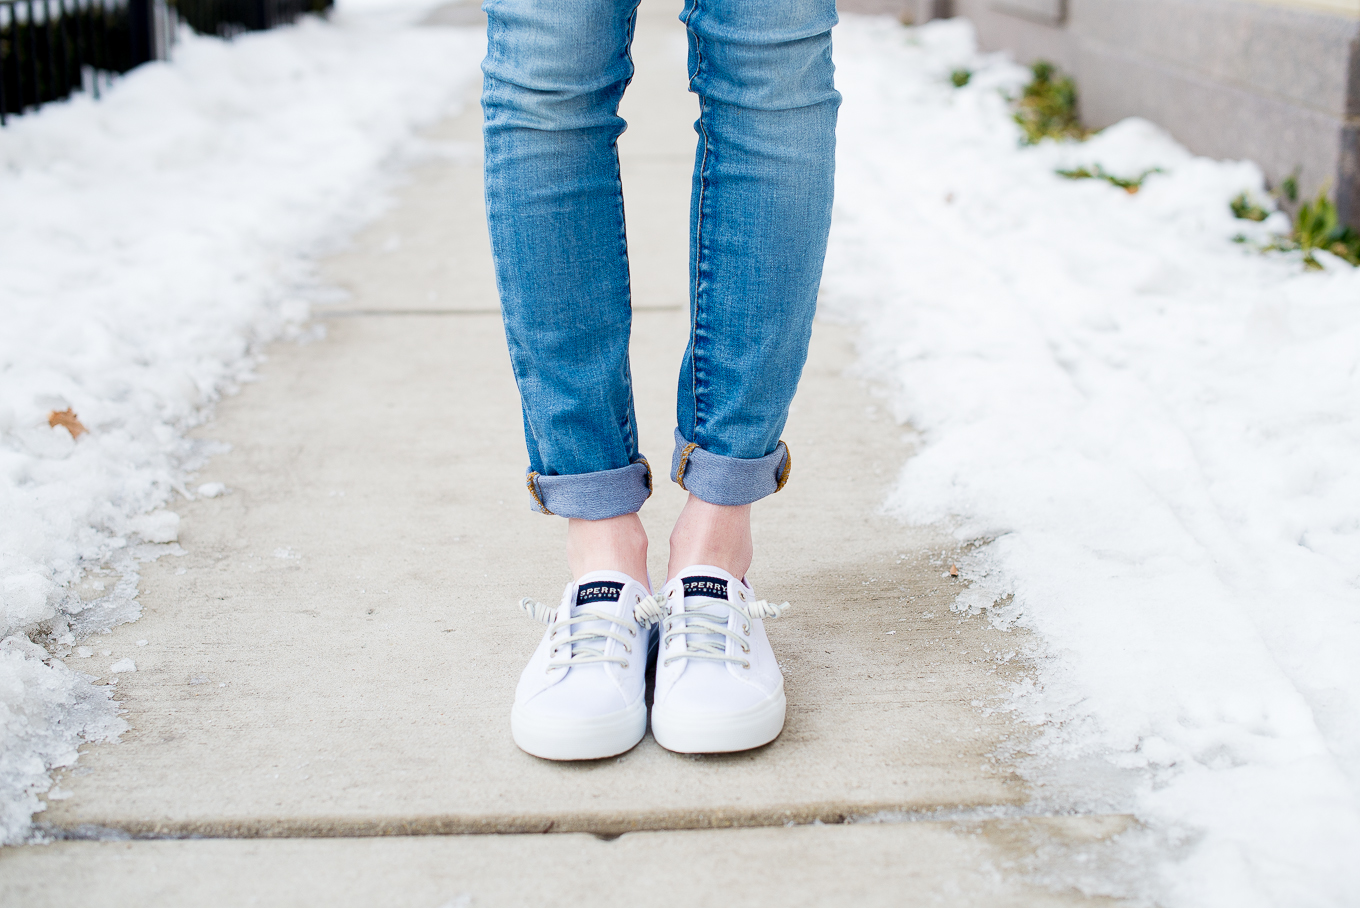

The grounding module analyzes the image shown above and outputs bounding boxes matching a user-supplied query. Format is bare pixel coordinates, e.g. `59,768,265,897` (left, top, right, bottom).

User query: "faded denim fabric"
482,0,839,518
670,429,790,506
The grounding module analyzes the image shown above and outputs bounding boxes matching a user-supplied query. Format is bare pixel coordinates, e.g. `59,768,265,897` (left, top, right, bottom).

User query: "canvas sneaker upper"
651,564,789,753
511,570,655,760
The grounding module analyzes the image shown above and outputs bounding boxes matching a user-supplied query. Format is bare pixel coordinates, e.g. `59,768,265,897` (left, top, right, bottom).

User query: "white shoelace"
660,590,789,669
518,589,789,670
518,594,664,671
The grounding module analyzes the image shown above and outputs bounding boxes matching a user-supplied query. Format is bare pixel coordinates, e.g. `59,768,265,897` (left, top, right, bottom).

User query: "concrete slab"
0,819,1132,907
319,99,499,314
34,0,1038,841
35,308,1034,836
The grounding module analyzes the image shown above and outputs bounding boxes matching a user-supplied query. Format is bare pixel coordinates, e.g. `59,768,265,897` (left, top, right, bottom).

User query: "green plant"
1013,61,1085,144
1291,189,1360,269
1230,192,1270,222
1279,171,1299,206
1057,164,1162,194
950,68,972,88
1261,186,1360,269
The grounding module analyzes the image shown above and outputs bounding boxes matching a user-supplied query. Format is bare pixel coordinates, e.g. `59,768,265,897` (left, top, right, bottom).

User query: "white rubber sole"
511,697,647,761
650,686,787,754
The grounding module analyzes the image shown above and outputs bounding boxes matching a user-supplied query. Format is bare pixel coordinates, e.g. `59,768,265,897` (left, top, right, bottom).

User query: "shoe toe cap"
656,662,774,717
519,667,635,720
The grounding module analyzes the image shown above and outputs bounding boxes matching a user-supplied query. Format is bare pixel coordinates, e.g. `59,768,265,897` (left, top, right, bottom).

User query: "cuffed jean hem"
526,459,653,519
669,429,791,506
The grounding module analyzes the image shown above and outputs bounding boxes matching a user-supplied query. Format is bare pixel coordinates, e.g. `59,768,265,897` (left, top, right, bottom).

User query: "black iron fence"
0,0,331,124
174,0,330,38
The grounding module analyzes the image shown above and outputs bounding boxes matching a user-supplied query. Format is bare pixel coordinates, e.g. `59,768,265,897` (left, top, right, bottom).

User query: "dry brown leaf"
48,408,87,438
949,564,960,577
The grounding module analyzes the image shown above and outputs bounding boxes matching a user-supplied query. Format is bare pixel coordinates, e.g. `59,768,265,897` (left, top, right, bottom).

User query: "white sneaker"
650,565,790,754
511,571,656,761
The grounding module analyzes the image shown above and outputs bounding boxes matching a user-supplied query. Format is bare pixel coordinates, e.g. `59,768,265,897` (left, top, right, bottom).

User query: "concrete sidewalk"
0,2,1131,904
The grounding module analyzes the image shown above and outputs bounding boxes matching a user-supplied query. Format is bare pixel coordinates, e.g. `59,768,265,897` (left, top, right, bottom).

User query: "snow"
196,481,227,498
0,0,483,843
4,0,1357,898
825,17,1360,906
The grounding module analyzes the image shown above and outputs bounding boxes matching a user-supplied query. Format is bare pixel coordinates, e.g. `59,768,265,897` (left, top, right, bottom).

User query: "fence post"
127,0,153,64
0,4,8,125
0,28,7,125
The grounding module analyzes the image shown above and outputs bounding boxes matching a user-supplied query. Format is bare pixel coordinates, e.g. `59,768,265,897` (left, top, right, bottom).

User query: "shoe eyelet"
629,627,637,637
624,644,632,654
620,661,629,669
743,624,750,636
741,661,751,669
741,643,750,653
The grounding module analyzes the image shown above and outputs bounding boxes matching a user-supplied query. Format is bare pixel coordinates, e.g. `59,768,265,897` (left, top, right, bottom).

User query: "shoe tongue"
679,571,733,644
572,570,639,611
681,574,730,603
576,577,626,609
567,572,634,657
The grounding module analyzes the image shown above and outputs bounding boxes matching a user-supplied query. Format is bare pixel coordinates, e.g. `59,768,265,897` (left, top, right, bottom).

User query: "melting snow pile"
0,0,482,843
827,16,1360,908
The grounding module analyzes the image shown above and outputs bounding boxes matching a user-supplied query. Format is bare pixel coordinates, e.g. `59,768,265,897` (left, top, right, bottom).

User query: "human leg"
483,0,651,533
484,0,656,760
666,497,751,581
653,0,840,754
663,0,840,578
567,514,648,585
670,0,840,500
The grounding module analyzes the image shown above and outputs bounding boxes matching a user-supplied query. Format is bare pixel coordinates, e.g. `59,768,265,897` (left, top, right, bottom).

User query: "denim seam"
673,441,699,490
614,165,636,457
621,358,638,459
638,456,653,496
526,471,553,515
686,1,707,444
618,0,642,461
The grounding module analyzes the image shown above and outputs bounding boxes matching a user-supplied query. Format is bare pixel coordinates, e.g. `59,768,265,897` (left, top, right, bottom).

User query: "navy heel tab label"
682,576,729,600
576,580,625,605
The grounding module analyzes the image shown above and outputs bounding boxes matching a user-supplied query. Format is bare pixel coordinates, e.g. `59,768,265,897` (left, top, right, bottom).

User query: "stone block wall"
839,0,1360,226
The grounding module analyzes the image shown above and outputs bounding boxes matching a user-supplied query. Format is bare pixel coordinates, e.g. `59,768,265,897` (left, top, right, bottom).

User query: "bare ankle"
566,513,649,586
666,495,753,581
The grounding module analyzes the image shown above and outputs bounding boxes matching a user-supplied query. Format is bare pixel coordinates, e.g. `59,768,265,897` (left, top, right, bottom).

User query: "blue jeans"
482,0,839,519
